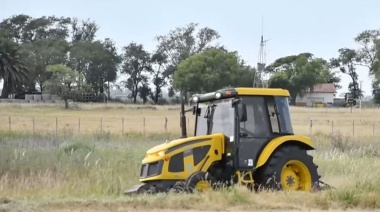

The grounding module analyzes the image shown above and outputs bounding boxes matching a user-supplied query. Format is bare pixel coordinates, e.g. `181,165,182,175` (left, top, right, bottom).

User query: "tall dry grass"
1,102,380,136
0,102,380,211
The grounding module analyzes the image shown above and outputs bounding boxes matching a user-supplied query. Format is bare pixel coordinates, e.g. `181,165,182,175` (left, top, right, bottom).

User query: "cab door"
235,96,273,170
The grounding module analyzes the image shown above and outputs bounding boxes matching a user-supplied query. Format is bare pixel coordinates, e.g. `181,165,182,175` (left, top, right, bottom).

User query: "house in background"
295,83,337,107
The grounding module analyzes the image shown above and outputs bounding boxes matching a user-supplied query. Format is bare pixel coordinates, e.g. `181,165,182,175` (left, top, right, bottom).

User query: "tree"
22,38,70,92
139,82,151,104
68,18,99,89
82,39,120,95
0,14,71,44
173,48,254,93
0,14,32,43
372,79,380,104
372,40,380,104
149,51,168,104
70,18,98,43
354,29,380,101
68,41,93,88
69,38,120,94
238,60,257,87
355,29,380,75
0,38,30,98
267,53,332,105
155,23,220,94
43,64,83,109
326,69,342,90
330,48,362,98
121,42,151,103
0,14,72,93
102,38,121,98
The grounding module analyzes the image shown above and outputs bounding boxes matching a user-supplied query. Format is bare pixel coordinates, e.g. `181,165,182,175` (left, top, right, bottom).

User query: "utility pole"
254,17,270,88
254,35,266,88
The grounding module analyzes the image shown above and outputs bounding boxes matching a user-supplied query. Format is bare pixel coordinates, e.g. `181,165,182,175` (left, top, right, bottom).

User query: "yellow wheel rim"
195,180,211,192
281,160,312,191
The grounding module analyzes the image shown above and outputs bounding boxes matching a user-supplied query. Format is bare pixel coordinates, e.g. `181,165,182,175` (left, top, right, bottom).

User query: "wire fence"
1,115,379,137
295,119,379,136
0,115,193,135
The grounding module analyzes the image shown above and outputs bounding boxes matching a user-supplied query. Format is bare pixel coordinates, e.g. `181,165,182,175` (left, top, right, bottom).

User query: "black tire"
185,171,216,193
170,181,186,193
254,144,320,192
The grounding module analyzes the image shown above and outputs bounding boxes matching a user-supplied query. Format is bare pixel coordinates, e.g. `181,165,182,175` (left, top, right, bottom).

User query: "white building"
296,83,336,106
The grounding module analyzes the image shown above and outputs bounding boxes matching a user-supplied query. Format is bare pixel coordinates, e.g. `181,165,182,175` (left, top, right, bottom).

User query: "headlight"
215,92,222,99
192,96,199,103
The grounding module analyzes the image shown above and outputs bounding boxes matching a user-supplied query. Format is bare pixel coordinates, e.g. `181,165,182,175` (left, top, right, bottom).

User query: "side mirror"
238,103,247,122
192,106,196,115
192,106,201,116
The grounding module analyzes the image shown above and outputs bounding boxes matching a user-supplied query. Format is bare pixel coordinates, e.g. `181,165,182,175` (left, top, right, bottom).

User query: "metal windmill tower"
253,19,270,88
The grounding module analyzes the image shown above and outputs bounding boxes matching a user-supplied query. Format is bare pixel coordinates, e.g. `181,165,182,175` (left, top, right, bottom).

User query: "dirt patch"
129,106,157,110
0,198,37,212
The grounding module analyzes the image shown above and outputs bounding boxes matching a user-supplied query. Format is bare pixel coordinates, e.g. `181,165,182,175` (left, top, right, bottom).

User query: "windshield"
195,98,235,137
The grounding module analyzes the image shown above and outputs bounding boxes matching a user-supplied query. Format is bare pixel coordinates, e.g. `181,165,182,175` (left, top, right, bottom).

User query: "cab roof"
234,87,290,97
190,87,290,104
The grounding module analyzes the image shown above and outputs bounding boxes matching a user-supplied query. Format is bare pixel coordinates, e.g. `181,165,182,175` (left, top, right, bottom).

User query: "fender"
255,135,315,168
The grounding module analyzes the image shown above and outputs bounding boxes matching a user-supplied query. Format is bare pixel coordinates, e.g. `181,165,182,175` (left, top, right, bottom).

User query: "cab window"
240,96,271,137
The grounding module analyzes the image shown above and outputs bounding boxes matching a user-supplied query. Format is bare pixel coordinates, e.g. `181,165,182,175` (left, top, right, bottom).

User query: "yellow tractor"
125,87,323,194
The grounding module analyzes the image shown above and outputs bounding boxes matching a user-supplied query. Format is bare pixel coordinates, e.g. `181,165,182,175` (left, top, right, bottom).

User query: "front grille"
140,160,163,178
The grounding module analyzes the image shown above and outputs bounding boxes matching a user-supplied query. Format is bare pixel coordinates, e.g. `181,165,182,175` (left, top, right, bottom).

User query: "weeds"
329,130,353,152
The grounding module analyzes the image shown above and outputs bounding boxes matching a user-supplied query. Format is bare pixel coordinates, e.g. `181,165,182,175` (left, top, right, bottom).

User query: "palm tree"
0,38,29,98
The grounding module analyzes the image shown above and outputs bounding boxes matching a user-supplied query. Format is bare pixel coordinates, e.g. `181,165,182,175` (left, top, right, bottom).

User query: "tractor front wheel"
254,144,320,192
185,171,216,193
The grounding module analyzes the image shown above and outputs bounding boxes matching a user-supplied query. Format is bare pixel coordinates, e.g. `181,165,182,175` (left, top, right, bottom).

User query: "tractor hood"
146,133,225,155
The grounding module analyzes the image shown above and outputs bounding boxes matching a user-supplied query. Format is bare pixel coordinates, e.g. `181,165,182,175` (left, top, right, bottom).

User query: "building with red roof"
296,83,337,106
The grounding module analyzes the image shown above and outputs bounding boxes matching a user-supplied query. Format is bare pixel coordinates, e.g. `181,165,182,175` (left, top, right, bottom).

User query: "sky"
1,0,379,96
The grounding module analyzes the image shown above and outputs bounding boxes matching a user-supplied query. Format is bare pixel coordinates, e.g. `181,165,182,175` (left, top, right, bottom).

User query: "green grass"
0,130,380,211
1,103,380,211
0,131,176,199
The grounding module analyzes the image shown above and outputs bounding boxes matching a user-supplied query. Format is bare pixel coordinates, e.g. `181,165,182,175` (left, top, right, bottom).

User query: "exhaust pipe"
180,92,187,138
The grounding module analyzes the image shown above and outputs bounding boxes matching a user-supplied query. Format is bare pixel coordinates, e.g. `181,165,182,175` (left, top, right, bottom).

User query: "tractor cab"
190,88,294,170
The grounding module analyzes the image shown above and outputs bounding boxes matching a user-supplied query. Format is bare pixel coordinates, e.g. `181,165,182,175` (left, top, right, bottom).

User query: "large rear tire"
254,144,320,191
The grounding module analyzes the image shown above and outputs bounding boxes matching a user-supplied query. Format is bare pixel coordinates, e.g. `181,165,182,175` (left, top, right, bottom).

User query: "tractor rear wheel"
254,144,320,192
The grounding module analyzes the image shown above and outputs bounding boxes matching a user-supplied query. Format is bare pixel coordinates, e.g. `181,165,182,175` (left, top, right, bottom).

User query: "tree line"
1,14,379,108
266,29,380,105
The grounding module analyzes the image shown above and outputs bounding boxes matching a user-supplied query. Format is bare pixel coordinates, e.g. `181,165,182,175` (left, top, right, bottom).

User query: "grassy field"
1,102,380,136
0,102,380,211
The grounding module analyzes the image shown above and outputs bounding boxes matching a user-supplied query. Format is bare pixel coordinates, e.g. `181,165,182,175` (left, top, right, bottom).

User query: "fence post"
78,118,81,133
9,116,11,131
164,117,168,132
122,117,124,134
55,117,58,135
187,117,190,134
143,117,146,134
100,117,103,133
352,120,355,136
309,120,313,135
373,121,375,136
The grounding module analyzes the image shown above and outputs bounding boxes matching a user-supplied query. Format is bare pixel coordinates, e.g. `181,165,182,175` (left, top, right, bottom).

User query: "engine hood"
146,133,225,154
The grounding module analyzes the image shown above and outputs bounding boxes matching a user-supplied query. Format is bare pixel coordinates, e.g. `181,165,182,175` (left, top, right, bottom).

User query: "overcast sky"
1,0,379,96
